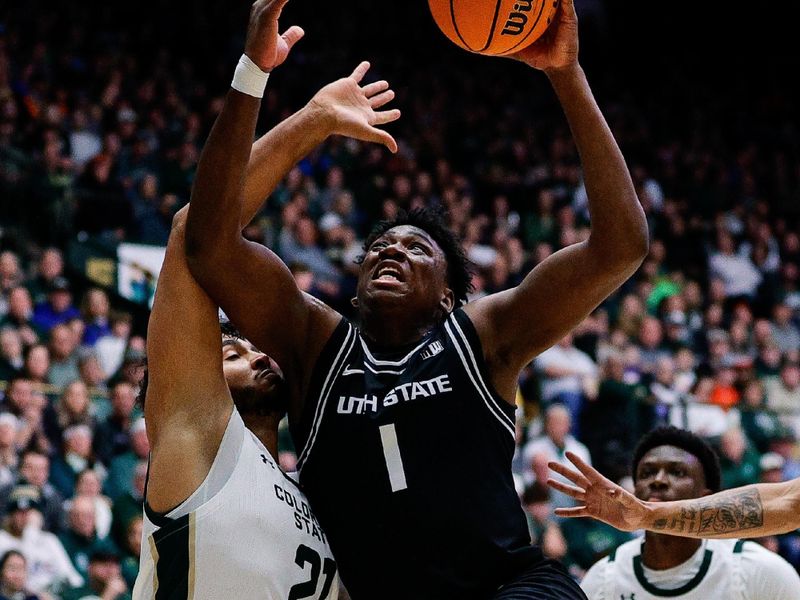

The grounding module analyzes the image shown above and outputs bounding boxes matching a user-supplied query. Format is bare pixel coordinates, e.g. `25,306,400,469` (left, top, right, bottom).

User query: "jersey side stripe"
444,320,515,438
298,324,356,470
448,315,515,430
360,335,429,366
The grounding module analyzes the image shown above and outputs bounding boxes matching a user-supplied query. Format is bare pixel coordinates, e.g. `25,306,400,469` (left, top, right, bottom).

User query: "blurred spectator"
26,250,65,306
21,346,49,386
765,361,800,438
58,495,115,582
580,353,643,482
31,278,80,334
61,545,129,600
47,325,81,389
105,418,148,501
523,405,592,510
80,289,111,347
2,450,65,535
93,382,137,466
0,288,42,347
521,483,568,562
93,313,131,388
708,230,762,300
50,426,104,499
0,330,23,388
118,517,141,591
110,462,145,550
0,484,82,594
771,301,800,356
0,550,41,600
71,470,112,541
533,333,598,425
0,415,18,490
718,427,762,489
739,379,786,454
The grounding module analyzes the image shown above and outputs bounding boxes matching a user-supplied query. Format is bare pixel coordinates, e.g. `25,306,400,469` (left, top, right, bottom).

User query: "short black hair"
358,207,474,308
220,320,243,339
632,426,721,493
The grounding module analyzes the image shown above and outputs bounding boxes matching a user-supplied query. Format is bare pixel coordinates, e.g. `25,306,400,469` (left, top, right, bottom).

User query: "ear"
351,297,359,308
439,287,455,315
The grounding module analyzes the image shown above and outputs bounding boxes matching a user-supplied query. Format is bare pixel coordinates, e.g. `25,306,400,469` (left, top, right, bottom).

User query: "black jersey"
294,309,543,600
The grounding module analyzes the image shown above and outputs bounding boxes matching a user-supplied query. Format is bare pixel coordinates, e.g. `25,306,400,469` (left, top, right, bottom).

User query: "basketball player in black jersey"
185,0,648,598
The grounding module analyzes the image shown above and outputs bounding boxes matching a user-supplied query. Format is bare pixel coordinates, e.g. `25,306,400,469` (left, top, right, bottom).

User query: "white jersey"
581,536,800,600
133,409,338,600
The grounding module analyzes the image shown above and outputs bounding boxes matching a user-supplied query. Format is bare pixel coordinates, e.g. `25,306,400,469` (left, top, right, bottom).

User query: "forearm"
644,480,800,538
241,102,332,224
186,90,260,264
546,65,648,265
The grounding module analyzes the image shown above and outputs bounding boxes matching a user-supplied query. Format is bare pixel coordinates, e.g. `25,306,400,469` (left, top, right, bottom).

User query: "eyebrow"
222,340,238,349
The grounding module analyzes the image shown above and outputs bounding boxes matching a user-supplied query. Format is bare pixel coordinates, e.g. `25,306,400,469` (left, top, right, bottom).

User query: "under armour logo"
260,454,275,469
420,341,444,360
620,594,636,600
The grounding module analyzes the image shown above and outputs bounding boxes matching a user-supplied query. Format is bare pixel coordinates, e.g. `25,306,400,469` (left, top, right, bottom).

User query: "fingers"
553,506,588,518
368,129,398,154
362,80,389,98
565,451,599,481
372,108,401,126
369,89,395,109
281,25,305,50
548,460,590,488
546,478,585,500
350,61,371,83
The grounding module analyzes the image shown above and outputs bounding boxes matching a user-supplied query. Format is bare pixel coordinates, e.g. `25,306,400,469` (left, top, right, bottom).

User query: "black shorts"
492,559,588,600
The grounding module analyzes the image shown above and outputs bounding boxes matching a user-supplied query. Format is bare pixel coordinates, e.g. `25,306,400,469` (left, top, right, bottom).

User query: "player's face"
357,225,451,312
221,337,286,414
634,445,710,503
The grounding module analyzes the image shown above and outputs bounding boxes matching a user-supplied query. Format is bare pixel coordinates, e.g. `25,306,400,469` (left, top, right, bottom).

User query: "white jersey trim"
359,335,429,366
444,317,515,438
298,323,357,470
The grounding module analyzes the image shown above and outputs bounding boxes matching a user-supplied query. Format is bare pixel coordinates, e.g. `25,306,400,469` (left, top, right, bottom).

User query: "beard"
231,383,288,418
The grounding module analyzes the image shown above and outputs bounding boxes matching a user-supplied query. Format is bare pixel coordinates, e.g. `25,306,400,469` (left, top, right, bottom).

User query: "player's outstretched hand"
509,0,578,72
309,62,401,153
245,0,305,72
548,451,646,532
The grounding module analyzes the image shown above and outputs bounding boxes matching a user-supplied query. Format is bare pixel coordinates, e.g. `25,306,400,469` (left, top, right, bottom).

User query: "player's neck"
241,414,280,458
359,307,436,349
641,531,703,570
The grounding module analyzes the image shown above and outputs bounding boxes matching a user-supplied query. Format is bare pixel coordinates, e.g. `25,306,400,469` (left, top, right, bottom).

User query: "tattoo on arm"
652,489,764,535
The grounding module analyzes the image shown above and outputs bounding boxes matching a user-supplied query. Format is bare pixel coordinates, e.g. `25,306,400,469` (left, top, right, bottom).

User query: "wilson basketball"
428,0,559,56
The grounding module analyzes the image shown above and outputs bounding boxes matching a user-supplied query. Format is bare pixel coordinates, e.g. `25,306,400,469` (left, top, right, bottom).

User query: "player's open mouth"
372,262,405,282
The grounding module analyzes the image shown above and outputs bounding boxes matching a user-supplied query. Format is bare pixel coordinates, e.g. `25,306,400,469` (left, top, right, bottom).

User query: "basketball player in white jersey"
578,426,800,600
132,6,400,596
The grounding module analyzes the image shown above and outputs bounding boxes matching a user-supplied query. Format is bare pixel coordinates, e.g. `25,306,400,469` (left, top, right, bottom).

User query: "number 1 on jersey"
379,423,408,492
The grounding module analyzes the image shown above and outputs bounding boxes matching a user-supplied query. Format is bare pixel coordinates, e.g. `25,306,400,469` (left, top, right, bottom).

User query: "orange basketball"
428,0,560,56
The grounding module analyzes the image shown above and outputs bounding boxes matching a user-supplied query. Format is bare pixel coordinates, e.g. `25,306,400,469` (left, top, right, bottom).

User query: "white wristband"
231,54,270,98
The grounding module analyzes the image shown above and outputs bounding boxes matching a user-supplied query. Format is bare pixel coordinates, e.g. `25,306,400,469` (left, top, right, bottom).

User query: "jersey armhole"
145,408,245,525
291,316,350,455
451,308,517,422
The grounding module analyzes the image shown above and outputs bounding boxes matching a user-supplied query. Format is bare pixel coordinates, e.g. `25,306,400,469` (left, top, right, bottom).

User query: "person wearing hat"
0,485,82,595
31,276,80,334
61,542,130,600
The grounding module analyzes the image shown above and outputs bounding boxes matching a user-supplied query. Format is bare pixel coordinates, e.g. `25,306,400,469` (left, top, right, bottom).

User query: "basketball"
428,0,560,56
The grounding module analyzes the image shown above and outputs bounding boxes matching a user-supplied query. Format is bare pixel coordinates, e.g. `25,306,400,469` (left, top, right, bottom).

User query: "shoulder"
580,555,611,596
736,540,800,597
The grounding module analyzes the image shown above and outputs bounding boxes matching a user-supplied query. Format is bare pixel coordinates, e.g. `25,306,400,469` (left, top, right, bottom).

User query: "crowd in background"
1,0,800,597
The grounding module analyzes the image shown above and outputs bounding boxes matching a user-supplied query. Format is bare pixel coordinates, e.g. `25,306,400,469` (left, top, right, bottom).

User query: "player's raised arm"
185,0,400,397
463,0,648,401
548,451,800,538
